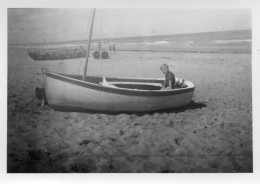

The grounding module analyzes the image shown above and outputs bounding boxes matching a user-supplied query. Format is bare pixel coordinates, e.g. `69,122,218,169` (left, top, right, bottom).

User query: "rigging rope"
100,11,103,78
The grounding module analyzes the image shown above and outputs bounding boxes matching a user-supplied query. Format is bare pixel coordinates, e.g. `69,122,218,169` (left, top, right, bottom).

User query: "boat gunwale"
45,71,195,97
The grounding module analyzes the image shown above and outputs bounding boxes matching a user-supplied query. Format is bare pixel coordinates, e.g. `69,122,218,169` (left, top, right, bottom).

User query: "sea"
9,29,251,54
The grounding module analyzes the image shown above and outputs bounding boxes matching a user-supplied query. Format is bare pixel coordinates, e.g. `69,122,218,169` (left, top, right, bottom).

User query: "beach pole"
83,8,96,81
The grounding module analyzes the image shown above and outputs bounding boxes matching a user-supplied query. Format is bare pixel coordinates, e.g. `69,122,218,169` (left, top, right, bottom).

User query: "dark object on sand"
93,51,100,59
28,49,87,61
101,51,109,59
35,87,47,106
93,51,109,59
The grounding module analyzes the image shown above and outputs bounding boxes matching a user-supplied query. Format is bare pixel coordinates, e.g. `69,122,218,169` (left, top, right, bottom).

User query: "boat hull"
28,49,86,61
44,72,195,112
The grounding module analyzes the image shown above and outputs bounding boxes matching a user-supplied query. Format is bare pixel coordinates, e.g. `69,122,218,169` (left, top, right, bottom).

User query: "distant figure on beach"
112,43,116,54
109,44,112,51
160,64,175,90
98,42,101,52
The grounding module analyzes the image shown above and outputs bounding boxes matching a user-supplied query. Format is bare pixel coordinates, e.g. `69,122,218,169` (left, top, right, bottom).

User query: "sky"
8,8,251,44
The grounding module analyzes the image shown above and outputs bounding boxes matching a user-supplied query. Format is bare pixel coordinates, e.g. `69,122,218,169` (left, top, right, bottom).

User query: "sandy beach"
7,43,252,172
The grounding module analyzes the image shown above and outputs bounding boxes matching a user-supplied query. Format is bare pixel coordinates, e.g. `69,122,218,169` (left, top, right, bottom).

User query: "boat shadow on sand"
119,100,207,116
50,100,207,116
155,100,207,114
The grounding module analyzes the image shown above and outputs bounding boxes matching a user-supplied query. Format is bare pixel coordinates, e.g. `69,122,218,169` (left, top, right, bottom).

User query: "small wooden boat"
28,49,109,61
41,9,195,112
28,49,87,60
44,71,194,112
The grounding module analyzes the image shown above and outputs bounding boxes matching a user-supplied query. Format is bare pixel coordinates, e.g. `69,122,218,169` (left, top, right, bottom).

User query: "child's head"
160,64,169,75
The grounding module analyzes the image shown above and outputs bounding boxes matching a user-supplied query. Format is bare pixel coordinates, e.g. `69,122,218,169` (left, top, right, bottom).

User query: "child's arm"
166,80,172,90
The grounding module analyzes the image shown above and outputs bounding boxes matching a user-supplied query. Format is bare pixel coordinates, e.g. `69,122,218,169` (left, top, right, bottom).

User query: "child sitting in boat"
160,64,175,90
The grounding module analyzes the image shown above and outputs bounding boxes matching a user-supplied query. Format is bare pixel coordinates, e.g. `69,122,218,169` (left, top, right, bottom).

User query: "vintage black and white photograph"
7,6,253,174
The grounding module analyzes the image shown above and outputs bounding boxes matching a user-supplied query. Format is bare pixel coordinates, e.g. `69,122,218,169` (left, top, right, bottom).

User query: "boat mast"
83,8,96,81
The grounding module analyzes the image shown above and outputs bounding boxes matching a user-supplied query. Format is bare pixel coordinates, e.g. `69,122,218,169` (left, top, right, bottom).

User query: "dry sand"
7,46,252,172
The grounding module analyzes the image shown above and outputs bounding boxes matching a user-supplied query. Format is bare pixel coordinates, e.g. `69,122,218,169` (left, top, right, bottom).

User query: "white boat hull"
44,72,195,112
